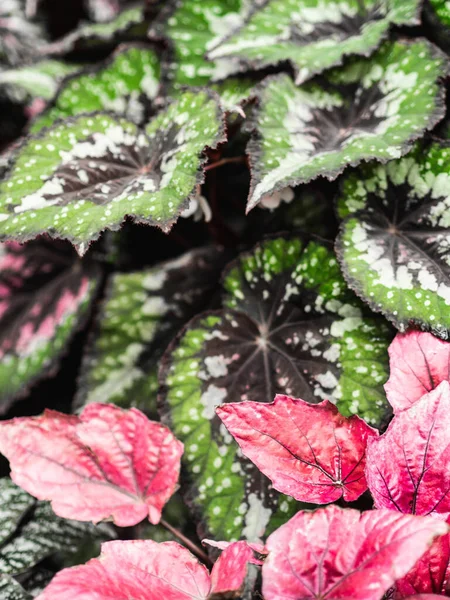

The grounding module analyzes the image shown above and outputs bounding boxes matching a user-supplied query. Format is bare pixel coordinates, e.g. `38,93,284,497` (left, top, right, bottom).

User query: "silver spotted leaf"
0,478,112,579
159,235,392,541
336,141,450,339
246,39,447,211
31,44,162,134
0,91,225,251
0,1,45,66
0,240,100,413
0,576,31,600
206,0,421,84
76,247,227,412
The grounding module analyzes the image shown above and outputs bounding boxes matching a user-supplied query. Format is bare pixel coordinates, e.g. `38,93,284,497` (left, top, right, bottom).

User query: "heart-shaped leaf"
0,91,225,251
366,380,450,517
336,141,450,339
0,240,99,413
35,539,254,600
394,533,450,598
159,235,391,540
77,247,226,411
262,505,448,600
385,331,450,413
0,403,184,526
246,39,447,211
217,394,378,504
31,44,162,134
206,0,421,84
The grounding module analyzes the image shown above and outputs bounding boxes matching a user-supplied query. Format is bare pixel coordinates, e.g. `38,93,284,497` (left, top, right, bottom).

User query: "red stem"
160,518,212,566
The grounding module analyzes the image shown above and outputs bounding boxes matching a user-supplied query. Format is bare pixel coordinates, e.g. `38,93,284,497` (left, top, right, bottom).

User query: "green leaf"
159,235,391,540
336,141,450,339
206,0,421,84
76,247,226,412
0,61,80,103
246,39,447,211
429,0,450,27
0,576,31,600
0,91,225,251
0,479,35,546
31,44,162,134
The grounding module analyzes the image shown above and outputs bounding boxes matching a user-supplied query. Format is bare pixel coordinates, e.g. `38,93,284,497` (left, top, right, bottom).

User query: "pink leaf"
394,533,450,598
385,331,450,413
366,380,450,518
203,539,266,565
0,403,183,526
262,505,448,600
217,395,377,504
35,540,211,600
209,541,254,597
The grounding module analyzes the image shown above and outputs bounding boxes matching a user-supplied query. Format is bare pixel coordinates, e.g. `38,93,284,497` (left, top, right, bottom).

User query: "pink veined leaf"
394,532,450,598
216,395,378,504
0,403,183,526
262,505,448,600
385,331,450,413
403,597,450,599
35,539,258,600
365,380,450,518
203,539,267,565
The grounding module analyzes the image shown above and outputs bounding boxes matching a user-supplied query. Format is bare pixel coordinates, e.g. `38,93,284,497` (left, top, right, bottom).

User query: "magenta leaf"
209,541,255,598
385,331,450,413
0,403,183,526
394,533,450,598
217,394,378,504
262,505,448,600
366,380,450,517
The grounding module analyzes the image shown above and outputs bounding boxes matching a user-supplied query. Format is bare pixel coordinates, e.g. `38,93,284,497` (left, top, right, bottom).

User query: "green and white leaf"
0,576,31,600
336,141,450,339
0,61,80,103
247,39,447,211
159,235,391,540
0,91,225,251
76,247,226,412
207,0,421,84
0,479,34,546
31,44,162,134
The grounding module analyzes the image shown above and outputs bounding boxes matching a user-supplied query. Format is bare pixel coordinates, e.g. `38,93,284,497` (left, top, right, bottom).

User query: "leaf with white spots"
336,141,450,339
43,4,148,56
0,61,80,104
0,240,99,413
246,39,447,211
206,0,421,84
31,44,162,134
0,91,225,250
0,576,31,600
159,235,392,541
76,247,226,411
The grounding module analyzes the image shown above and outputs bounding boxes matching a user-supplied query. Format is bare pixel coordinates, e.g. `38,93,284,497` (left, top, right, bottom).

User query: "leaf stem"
204,156,247,171
160,518,213,566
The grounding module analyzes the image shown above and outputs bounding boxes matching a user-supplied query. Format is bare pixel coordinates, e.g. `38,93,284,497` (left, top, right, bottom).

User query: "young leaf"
0,403,184,526
207,0,421,84
31,44,162,134
217,394,378,504
336,142,450,339
209,541,254,598
385,331,450,413
0,240,99,413
394,533,450,598
366,380,450,517
247,40,447,211
76,247,226,411
262,505,448,600
35,539,254,600
0,92,225,251
159,235,391,540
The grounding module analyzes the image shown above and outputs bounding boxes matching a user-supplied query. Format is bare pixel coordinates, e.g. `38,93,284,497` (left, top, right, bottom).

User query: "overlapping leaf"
159,235,391,540
207,0,421,84
262,505,448,600
77,247,226,411
0,403,183,526
217,395,378,504
31,44,162,134
0,91,225,251
385,331,450,412
366,380,450,517
336,142,450,339
0,240,99,413
246,40,447,211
